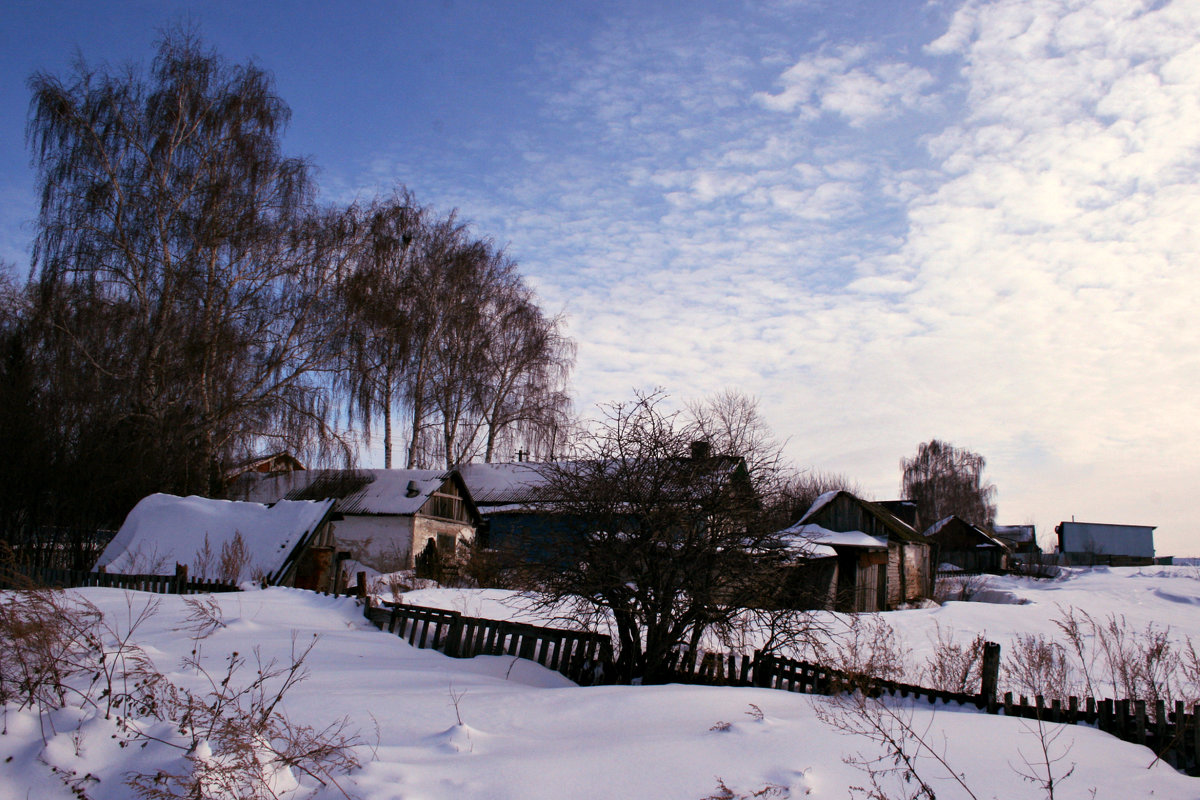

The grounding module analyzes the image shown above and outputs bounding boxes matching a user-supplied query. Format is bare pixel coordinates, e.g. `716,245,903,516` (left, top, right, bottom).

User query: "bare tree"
900,439,997,532
24,29,354,523
516,391,810,683
336,190,424,468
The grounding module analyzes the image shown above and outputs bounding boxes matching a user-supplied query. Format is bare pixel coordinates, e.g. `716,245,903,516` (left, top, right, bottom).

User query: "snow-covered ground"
3,568,1200,799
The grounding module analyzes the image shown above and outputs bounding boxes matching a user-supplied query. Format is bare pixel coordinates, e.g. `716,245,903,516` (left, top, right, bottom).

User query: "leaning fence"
363,600,613,685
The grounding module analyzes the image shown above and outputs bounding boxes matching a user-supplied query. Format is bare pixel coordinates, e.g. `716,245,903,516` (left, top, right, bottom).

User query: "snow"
239,469,453,515
779,522,886,551
4,569,1200,798
95,493,333,581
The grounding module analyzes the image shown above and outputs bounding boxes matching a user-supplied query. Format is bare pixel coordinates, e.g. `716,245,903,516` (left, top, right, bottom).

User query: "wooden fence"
0,564,239,595
364,601,613,685
687,647,1200,777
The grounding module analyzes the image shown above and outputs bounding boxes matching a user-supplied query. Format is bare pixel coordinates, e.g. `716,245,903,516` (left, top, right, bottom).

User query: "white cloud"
756,44,936,126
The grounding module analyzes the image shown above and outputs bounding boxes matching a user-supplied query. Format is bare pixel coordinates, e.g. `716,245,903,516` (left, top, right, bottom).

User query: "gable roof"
924,515,1011,549
457,462,553,506
236,468,479,520
96,493,334,584
799,490,929,544
459,455,751,511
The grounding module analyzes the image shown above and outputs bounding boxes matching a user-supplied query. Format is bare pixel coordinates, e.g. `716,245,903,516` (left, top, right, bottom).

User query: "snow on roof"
457,462,551,505
778,522,886,553
993,524,1035,543
798,490,840,524
96,494,333,582
237,469,456,515
925,516,954,537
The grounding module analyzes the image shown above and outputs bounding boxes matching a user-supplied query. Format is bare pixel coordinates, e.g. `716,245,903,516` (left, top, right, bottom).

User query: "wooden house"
781,491,933,612
95,493,337,590
923,516,1010,574
458,450,753,559
993,524,1040,558
235,469,481,573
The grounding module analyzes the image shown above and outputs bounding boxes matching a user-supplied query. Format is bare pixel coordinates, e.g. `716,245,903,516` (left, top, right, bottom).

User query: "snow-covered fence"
0,564,239,594
364,601,613,684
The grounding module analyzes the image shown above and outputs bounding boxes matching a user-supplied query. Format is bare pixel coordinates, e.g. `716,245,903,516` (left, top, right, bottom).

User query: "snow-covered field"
3,568,1200,799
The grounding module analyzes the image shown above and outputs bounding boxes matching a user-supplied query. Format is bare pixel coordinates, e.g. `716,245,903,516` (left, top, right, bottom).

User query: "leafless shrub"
922,624,986,693
1011,715,1076,800
816,615,909,684
219,532,252,584
0,588,362,798
703,777,792,799
130,637,362,800
1005,634,1072,699
816,693,978,800
1049,606,1182,704
932,572,991,603
193,535,216,581
178,595,227,641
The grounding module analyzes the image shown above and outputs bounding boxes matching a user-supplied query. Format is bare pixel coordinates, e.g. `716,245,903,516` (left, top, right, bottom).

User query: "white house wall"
330,516,416,572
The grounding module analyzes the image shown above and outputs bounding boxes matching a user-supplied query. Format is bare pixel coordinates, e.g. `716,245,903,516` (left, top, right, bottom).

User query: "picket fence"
0,564,239,595
364,601,613,685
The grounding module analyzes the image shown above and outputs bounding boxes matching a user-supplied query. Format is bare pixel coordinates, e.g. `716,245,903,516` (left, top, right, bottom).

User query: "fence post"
175,563,188,594
356,571,367,601
980,641,1001,709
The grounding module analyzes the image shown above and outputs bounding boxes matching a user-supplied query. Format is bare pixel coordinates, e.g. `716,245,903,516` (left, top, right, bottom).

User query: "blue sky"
3,0,1199,555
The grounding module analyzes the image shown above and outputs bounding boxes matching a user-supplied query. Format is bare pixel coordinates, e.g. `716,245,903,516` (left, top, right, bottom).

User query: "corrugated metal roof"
238,469,462,516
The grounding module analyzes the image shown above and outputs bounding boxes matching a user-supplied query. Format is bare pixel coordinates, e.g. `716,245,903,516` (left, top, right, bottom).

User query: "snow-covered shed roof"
96,494,334,583
798,490,927,543
237,469,477,518
993,524,1036,544
457,462,552,506
925,516,1010,549
778,522,885,557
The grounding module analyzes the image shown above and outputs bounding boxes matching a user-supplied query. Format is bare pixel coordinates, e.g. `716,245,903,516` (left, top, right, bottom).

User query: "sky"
2,0,1198,555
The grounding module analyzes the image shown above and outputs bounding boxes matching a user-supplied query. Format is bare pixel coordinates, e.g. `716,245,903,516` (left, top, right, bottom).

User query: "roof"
925,516,1010,549
459,454,751,510
799,490,928,543
95,493,334,583
778,522,885,556
993,524,1036,543
457,462,552,506
237,469,477,517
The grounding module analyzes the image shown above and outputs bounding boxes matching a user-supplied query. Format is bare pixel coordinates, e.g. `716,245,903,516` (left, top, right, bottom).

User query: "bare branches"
900,439,997,532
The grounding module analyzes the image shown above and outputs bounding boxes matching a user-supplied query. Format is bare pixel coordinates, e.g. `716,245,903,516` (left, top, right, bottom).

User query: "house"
234,469,481,573
779,490,933,612
1055,521,1156,565
223,451,305,494
923,516,1010,574
95,494,337,589
459,446,754,552
993,524,1041,557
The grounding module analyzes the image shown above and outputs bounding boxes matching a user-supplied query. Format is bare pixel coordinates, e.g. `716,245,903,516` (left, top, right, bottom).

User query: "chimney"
690,441,711,461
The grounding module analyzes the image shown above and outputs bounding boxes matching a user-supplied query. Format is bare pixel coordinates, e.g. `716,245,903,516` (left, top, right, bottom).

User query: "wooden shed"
96,494,337,590
923,516,1010,574
794,491,934,611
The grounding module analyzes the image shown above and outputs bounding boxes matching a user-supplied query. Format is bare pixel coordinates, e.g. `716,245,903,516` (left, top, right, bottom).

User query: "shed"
993,524,1040,557
236,469,481,573
95,494,336,589
797,491,933,611
923,516,1010,574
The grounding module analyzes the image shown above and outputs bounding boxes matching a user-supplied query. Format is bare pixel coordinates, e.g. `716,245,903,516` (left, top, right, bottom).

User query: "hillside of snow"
3,568,1200,799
